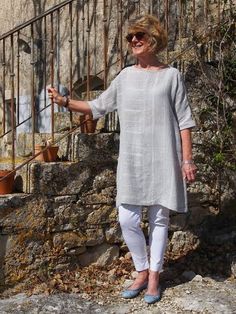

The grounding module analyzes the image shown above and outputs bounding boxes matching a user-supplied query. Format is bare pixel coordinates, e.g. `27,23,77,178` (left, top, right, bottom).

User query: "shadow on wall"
162,197,236,287
0,234,8,290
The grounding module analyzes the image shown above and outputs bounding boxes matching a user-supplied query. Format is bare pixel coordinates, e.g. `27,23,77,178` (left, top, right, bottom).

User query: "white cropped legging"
118,204,169,272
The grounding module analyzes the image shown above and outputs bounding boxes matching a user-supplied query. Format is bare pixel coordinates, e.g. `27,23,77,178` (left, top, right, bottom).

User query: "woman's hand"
182,162,197,183
48,88,66,107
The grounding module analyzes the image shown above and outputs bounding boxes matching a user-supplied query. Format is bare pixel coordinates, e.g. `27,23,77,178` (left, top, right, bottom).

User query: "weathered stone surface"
0,196,47,233
78,243,119,267
0,194,32,211
0,277,235,314
53,231,86,250
105,224,123,244
169,212,188,232
231,255,236,278
80,187,116,205
167,231,200,258
86,205,116,225
17,158,117,196
75,133,119,163
85,228,105,246
92,169,116,191
3,234,52,285
25,162,92,195
54,112,82,133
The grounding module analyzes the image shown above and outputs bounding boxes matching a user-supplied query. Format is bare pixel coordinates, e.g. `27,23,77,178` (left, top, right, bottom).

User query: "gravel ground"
0,275,235,314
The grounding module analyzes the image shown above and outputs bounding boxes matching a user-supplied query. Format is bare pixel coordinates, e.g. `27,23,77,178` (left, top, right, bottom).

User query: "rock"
75,133,119,163
53,232,86,250
174,280,236,314
167,231,200,258
26,162,92,195
0,194,32,211
78,243,119,267
230,254,236,277
192,274,203,282
86,228,105,246
66,247,87,255
169,213,188,231
95,244,119,267
86,205,116,225
80,187,116,205
105,224,123,244
92,169,116,191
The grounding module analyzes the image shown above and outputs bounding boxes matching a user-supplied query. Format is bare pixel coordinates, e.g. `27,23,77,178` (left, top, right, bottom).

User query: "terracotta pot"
0,170,15,195
80,115,98,133
34,145,59,162
46,146,59,162
34,145,48,162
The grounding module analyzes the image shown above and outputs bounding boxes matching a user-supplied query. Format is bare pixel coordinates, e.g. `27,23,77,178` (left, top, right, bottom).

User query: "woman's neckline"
131,64,170,72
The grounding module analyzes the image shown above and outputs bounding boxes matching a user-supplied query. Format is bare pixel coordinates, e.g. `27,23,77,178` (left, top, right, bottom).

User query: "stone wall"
0,0,235,290
1,132,235,288
0,133,120,286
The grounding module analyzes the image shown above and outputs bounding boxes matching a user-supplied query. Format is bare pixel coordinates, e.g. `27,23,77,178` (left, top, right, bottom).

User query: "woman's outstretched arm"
48,88,92,115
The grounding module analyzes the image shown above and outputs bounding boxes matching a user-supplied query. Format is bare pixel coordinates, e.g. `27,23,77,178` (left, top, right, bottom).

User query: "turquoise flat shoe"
121,282,148,299
144,286,161,304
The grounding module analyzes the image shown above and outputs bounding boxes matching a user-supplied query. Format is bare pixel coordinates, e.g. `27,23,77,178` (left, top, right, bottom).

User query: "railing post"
56,9,61,102
10,34,16,169
165,0,169,63
43,16,47,109
50,13,55,143
30,24,36,155
69,1,73,128
86,0,91,100
16,31,20,126
82,0,85,80
103,0,108,90
2,38,6,135
118,0,124,71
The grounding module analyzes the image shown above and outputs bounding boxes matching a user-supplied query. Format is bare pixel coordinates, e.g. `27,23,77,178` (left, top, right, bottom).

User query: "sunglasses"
126,32,146,43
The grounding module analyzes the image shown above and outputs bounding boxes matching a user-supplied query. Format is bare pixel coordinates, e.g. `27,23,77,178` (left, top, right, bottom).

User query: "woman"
48,14,197,304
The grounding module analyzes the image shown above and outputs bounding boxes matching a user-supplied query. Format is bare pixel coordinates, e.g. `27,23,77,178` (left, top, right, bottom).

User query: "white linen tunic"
88,66,195,212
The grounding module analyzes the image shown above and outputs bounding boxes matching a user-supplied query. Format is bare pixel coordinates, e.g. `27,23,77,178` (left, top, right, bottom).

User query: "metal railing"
0,0,229,182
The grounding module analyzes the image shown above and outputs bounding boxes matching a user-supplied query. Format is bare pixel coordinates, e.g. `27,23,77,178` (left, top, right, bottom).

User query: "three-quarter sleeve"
87,78,118,120
174,72,196,130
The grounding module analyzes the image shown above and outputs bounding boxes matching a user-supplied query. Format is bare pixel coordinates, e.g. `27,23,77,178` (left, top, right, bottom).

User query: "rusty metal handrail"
0,116,91,182
0,0,228,187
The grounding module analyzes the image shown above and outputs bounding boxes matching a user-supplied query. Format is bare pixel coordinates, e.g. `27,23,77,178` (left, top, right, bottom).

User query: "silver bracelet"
182,160,194,165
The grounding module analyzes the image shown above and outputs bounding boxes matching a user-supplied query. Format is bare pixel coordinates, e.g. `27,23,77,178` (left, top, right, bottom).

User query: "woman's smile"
131,38,150,56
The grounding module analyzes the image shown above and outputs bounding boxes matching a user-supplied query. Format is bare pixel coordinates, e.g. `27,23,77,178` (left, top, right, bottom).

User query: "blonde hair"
127,15,167,54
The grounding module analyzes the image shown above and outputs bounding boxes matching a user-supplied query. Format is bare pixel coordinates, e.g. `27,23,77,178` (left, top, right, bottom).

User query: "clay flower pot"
34,145,48,162
80,114,98,133
0,169,15,195
34,145,59,162
46,146,59,162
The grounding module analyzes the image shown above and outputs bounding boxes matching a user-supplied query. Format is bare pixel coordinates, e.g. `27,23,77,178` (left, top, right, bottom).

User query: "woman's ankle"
137,269,149,280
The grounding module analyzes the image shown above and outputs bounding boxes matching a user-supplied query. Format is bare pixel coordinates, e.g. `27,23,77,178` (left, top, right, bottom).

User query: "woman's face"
126,31,151,58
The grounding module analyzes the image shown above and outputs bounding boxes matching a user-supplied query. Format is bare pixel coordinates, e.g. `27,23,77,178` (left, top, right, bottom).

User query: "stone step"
0,111,107,159
1,133,119,194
